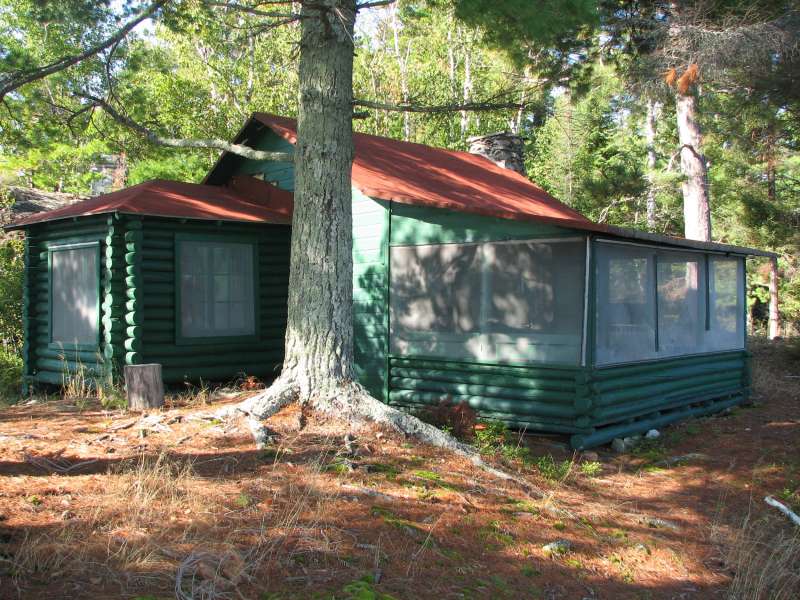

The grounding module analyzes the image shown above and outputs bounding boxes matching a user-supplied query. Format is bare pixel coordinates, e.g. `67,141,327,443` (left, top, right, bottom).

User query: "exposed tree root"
218,376,548,500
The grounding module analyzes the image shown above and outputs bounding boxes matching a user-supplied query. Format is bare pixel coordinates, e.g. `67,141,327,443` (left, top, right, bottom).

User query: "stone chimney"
467,132,526,176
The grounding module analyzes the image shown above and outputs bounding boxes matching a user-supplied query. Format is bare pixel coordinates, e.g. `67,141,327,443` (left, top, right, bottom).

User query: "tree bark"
125,364,164,411
389,2,411,141
769,256,781,339
675,92,712,241
281,0,357,398
645,97,661,230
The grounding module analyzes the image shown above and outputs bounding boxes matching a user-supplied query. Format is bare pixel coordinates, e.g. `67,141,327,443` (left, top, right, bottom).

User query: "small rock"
634,543,651,555
611,438,627,453
622,435,641,448
640,516,679,530
645,429,660,439
581,451,599,462
375,432,384,439
542,539,571,557
343,433,358,456
60,510,75,520
514,511,538,520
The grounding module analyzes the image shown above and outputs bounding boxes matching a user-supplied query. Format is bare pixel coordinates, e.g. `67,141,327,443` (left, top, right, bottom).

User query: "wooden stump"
125,364,164,411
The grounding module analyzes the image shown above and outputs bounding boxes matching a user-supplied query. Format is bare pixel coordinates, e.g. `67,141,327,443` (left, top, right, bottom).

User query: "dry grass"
2,339,799,598
717,513,800,600
6,436,348,598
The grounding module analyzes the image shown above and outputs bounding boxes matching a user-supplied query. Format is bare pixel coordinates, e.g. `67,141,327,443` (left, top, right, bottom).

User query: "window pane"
51,246,99,346
180,241,255,338
595,244,656,365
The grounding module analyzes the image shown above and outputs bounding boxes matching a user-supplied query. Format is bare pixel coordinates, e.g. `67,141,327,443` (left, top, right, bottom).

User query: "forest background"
0,0,797,394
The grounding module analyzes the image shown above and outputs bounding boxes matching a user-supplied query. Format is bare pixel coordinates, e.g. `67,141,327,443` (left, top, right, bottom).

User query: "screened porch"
388,236,747,369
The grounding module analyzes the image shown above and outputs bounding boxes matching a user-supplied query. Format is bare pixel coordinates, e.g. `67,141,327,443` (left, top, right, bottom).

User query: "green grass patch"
0,349,22,404
533,454,573,481
580,461,603,477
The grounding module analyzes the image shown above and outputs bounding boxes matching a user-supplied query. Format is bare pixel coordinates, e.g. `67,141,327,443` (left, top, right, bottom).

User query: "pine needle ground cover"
0,339,798,599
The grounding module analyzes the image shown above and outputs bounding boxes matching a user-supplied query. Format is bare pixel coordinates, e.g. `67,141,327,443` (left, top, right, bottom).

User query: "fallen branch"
765,495,800,527
24,453,98,474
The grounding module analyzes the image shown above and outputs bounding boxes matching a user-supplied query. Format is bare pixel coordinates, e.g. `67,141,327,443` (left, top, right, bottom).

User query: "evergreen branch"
356,1,397,10
83,95,294,162
0,0,167,101
206,1,301,19
353,98,535,114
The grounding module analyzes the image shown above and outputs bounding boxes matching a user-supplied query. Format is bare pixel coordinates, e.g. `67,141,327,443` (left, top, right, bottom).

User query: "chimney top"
467,132,526,176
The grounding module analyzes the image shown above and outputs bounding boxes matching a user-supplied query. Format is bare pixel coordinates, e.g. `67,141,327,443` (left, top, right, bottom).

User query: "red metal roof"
6,179,292,229
252,113,593,226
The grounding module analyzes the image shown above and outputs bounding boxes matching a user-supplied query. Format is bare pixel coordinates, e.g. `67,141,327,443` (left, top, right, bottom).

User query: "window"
390,239,585,364
595,241,745,365
50,243,100,347
178,240,256,339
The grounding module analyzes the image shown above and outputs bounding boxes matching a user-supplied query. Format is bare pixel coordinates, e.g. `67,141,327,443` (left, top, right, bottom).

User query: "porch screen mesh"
656,252,703,357
179,241,255,338
51,245,99,346
595,244,657,364
707,257,745,351
595,242,745,366
390,239,585,364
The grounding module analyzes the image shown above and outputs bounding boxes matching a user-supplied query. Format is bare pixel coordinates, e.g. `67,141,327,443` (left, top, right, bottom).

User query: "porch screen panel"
706,257,745,351
483,240,585,363
390,239,585,364
595,243,657,365
656,252,704,358
390,244,482,359
180,241,255,338
51,245,99,346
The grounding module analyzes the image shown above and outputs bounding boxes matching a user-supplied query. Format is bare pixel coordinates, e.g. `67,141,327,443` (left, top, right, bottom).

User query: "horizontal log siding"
387,356,592,434
23,216,113,389
138,217,290,384
570,350,750,448
352,191,389,399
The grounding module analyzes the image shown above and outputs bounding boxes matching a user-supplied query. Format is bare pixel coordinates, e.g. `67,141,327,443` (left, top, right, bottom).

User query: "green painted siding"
572,350,749,448
388,356,591,434
23,216,114,387
21,215,290,388
137,217,290,384
389,203,579,246
233,131,295,191
386,351,749,447
352,190,389,399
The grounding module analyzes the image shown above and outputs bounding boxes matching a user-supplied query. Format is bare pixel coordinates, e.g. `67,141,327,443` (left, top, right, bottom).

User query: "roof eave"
597,224,777,258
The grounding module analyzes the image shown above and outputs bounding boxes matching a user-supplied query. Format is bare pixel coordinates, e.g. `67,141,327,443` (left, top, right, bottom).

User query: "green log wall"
387,356,593,434
385,351,749,447
134,217,290,384
572,350,749,448
21,214,290,389
23,216,116,388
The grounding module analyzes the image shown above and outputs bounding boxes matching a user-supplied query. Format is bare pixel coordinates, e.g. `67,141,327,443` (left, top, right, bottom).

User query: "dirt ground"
0,339,798,600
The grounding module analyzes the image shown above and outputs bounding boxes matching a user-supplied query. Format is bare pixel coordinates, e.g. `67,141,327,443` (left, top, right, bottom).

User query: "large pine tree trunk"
281,0,357,398
676,91,712,241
